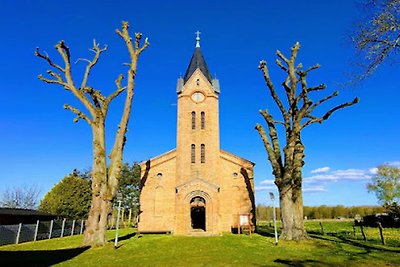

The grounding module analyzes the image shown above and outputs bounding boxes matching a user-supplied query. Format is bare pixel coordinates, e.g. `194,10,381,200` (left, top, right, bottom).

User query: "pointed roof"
183,47,213,84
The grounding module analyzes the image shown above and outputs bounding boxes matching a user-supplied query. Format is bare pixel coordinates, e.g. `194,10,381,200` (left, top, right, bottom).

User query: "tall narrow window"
201,112,205,129
191,144,196,163
191,111,196,130
201,144,205,163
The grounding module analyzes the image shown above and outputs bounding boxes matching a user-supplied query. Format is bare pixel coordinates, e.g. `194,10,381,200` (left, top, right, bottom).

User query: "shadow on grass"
259,224,400,253
256,225,281,240
0,246,90,267
109,232,136,242
309,233,400,253
273,258,331,267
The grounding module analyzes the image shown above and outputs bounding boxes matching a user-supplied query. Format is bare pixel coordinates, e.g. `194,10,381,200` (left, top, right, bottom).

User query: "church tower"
175,32,221,186
138,33,255,235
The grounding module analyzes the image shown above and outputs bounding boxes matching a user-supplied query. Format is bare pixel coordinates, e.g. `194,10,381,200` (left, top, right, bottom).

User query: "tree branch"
80,39,108,90
302,97,359,128
276,59,287,72
63,104,93,125
82,87,106,111
308,91,339,114
260,109,283,161
35,48,65,73
255,123,282,179
108,21,149,199
38,74,67,87
107,74,126,103
287,42,301,107
258,60,288,119
276,50,289,64
307,83,326,92
297,63,320,77
51,40,97,118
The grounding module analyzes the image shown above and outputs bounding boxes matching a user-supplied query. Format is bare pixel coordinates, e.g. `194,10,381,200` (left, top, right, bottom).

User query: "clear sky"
1,0,399,207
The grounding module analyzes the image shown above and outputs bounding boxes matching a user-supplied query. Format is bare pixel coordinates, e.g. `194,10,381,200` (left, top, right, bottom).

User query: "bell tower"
175,31,221,185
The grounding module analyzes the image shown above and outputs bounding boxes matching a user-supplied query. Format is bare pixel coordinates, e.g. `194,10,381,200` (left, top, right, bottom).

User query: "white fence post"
121,208,125,227
71,220,76,236
61,218,66,237
49,220,54,239
34,220,39,241
128,208,132,225
80,220,84,235
15,223,22,244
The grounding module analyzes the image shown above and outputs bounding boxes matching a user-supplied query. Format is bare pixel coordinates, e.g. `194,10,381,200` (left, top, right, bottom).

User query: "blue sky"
1,0,399,207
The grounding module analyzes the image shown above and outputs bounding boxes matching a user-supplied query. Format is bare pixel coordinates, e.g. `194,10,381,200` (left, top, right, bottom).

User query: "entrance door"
190,197,206,231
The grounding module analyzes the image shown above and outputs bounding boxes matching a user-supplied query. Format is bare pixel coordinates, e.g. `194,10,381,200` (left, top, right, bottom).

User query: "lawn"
1,222,399,266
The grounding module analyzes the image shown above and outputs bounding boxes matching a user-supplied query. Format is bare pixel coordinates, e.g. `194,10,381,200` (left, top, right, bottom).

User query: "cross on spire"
195,31,201,48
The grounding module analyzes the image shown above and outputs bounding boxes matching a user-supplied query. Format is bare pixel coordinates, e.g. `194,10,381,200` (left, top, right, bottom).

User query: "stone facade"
138,44,255,235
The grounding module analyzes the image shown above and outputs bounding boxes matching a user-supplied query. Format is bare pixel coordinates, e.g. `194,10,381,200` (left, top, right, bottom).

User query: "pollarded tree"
255,43,359,240
352,0,400,80
39,171,91,219
35,22,149,247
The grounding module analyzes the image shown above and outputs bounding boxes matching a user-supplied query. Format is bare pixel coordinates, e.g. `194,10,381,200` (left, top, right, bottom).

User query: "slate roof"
183,47,212,84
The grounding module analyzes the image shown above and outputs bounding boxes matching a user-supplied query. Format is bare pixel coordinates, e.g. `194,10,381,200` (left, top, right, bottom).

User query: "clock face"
191,92,205,103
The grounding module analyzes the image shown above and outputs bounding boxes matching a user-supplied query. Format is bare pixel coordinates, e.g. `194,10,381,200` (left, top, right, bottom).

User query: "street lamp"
114,192,123,248
269,192,278,245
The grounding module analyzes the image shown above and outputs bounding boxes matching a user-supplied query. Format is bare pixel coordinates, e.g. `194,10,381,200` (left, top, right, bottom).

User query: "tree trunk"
279,185,294,240
83,120,110,247
291,139,307,240
292,189,307,240
278,137,307,240
278,185,307,240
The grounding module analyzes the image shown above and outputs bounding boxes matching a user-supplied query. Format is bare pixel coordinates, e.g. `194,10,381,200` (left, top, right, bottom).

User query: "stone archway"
190,196,206,231
182,190,214,234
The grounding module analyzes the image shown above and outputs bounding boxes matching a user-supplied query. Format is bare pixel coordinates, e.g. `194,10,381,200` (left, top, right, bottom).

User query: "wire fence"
0,219,85,246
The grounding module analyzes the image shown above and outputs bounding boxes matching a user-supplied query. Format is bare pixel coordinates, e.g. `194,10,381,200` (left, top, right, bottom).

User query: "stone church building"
138,34,255,235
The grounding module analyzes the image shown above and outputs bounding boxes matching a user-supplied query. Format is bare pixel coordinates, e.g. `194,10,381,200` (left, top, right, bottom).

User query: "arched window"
191,144,196,163
201,144,205,163
191,111,196,130
201,112,205,129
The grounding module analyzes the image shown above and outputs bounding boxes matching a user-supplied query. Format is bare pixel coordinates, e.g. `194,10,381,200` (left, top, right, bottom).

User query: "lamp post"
114,192,123,248
269,192,278,245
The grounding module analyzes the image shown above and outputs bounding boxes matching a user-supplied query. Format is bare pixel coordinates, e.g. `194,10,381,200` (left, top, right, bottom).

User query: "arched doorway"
190,196,206,231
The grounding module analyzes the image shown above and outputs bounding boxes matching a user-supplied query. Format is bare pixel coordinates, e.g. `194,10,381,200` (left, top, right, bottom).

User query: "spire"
183,32,212,84
195,31,201,48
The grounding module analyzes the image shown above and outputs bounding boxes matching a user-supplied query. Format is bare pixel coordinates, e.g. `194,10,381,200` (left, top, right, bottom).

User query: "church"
138,33,255,235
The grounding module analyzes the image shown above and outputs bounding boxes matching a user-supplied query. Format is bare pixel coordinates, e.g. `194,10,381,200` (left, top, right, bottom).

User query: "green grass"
1,222,400,266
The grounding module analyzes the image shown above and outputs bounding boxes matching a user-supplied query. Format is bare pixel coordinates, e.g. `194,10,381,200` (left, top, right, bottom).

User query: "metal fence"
0,219,85,246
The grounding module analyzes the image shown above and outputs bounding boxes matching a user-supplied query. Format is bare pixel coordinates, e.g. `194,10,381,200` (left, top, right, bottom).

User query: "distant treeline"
256,204,385,221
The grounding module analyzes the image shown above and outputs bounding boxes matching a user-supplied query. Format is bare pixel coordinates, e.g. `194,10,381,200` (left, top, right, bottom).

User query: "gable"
220,150,255,170
139,149,177,174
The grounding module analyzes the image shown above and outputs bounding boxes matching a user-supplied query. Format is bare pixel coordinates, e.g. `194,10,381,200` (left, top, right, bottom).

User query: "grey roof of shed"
0,207,56,217
183,47,212,84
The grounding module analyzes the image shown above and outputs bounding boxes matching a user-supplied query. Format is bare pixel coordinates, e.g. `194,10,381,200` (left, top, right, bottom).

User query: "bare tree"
255,42,358,240
352,0,400,80
0,185,40,209
35,22,149,247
